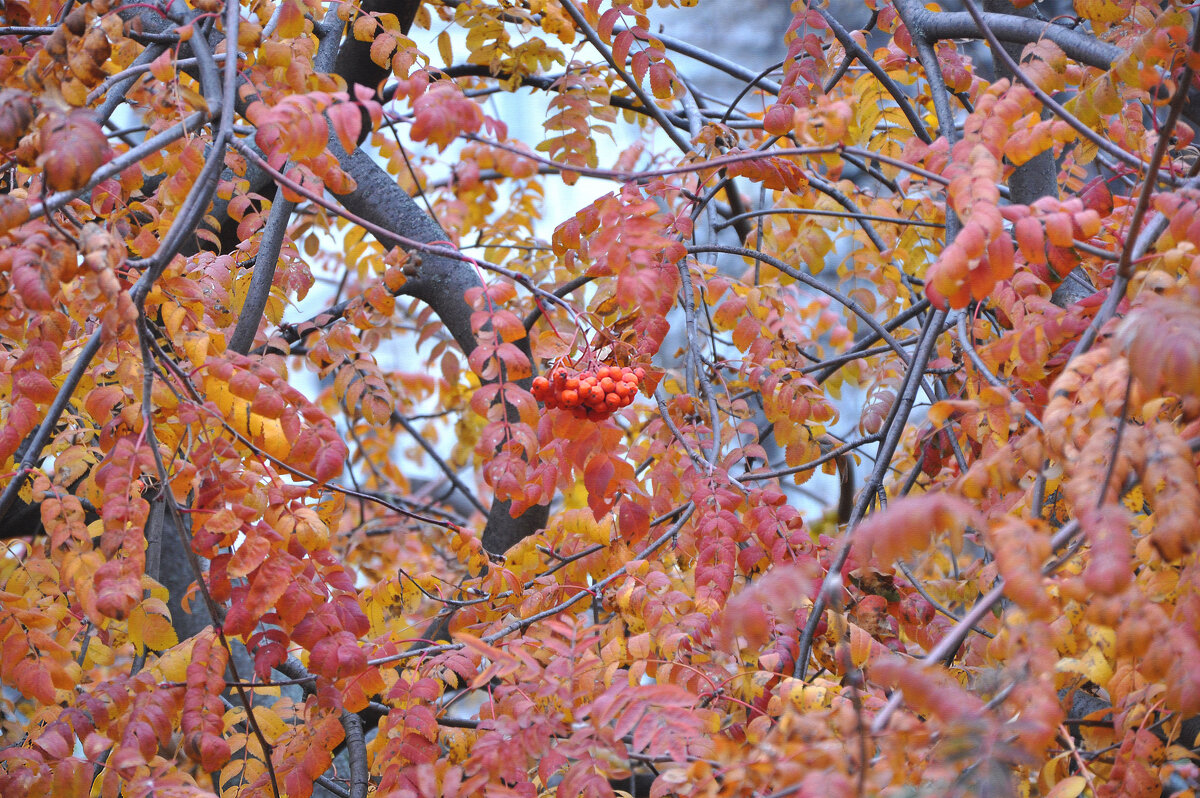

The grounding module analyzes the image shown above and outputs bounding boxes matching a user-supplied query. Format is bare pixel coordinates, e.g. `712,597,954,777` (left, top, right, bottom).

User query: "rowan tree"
1,0,1199,796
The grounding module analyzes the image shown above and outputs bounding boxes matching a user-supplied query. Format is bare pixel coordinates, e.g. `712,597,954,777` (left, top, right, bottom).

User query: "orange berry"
595,366,610,380
605,392,621,407
634,367,646,380
589,385,605,403
561,389,579,406
565,376,579,391
572,407,588,419
614,382,631,397
597,377,613,392
621,372,639,384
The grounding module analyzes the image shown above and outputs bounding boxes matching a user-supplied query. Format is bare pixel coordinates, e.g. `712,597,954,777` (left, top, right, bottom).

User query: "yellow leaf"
1057,644,1112,687
203,374,292,461
363,591,387,637
127,602,179,654
1073,0,1124,23
391,576,422,614
1085,623,1116,659
176,82,209,113
291,506,329,550
221,757,266,789
83,637,114,668
275,0,306,38
782,677,830,712
150,635,200,682
225,706,289,744
1044,775,1086,798
1122,484,1145,513
315,493,345,528
61,77,88,107
352,13,376,41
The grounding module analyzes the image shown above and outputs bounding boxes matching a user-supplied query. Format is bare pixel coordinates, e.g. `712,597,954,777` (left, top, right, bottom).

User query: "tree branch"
903,8,1121,69
325,138,549,554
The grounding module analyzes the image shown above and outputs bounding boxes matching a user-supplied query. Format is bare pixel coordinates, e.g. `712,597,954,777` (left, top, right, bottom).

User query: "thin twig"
795,308,950,679
715,207,945,231
871,519,1081,733
956,312,1043,431
366,503,696,667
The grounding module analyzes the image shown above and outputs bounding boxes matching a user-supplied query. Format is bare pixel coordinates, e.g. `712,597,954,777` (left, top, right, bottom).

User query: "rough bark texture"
328,139,550,553
335,0,423,97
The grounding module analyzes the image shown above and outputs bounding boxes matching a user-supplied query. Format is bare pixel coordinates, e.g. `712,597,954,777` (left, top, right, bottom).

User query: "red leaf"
584,456,616,517
12,261,53,310
328,99,363,154
12,370,55,403
308,630,367,680
410,83,484,152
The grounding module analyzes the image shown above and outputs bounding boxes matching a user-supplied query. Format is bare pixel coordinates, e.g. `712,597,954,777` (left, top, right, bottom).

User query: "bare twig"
795,307,950,679
816,6,932,144
366,503,696,668
715,207,945,231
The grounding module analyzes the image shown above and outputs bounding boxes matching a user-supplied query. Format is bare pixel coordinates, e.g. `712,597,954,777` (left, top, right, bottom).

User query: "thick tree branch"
904,9,1121,69
326,138,549,553
335,0,422,95
229,8,344,354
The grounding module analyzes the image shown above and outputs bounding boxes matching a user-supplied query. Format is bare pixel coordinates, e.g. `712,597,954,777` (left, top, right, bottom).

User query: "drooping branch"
792,0,963,680
325,138,549,554
95,0,551,555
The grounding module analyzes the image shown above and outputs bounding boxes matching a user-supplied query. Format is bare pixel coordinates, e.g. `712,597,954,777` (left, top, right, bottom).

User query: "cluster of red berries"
531,364,646,420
